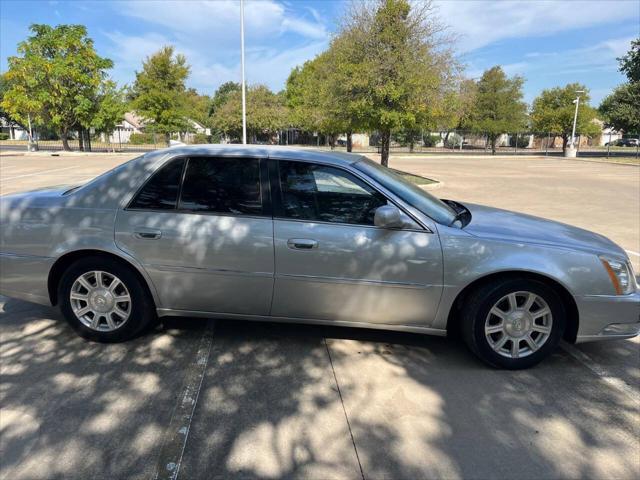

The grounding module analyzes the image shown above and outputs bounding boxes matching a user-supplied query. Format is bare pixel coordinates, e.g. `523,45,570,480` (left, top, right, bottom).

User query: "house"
102,112,210,144
0,117,32,140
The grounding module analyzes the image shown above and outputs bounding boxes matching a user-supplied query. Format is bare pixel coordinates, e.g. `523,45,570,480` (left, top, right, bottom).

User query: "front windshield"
354,157,457,225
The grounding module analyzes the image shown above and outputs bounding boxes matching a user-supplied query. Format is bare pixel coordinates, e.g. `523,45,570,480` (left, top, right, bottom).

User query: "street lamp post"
566,90,584,157
240,0,247,145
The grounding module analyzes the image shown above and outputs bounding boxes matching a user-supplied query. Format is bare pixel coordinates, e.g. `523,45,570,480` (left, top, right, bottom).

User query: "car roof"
147,144,366,167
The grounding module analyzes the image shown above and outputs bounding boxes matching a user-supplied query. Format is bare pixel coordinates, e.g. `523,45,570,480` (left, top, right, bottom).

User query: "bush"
190,133,210,144
0,133,9,140
129,132,156,145
509,134,530,148
423,134,440,147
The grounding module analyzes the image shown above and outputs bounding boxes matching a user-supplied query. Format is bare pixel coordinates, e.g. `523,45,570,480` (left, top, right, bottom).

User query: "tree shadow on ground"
1,299,638,480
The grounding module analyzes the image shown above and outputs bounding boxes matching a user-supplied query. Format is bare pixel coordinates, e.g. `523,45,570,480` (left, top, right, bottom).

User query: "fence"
1,130,638,158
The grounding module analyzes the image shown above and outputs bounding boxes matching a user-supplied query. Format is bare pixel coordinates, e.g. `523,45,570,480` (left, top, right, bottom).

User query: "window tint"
278,161,387,225
129,158,185,210
179,157,262,215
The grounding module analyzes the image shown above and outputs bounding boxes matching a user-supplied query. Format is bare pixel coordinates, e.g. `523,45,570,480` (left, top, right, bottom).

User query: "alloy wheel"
484,291,553,359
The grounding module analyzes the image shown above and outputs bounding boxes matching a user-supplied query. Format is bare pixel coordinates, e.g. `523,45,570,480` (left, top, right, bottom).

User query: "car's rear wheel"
58,256,156,342
461,278,566,369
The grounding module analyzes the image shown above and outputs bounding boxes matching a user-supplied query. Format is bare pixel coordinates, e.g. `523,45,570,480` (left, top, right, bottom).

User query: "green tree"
210,81,241,116
1,24,113,150
285,53,350,149
337,0,455,165
617,38,640,83
91,80,127,139
466,66,528,154
531,83,600,152
599,39,640,136
129,46,191,146
212,85,287,142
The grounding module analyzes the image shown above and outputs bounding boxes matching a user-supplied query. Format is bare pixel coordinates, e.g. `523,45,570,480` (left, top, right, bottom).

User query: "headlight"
599,256,635,295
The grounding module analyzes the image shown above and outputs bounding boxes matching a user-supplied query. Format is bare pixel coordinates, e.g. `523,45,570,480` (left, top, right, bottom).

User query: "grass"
391,168,437,185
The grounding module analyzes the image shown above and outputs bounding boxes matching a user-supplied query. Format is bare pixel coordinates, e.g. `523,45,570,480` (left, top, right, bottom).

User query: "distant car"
1,146,638,369
605,138,639,147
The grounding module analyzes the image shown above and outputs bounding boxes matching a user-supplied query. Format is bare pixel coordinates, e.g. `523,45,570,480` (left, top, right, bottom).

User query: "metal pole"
514,133,518,154
240,0,247,145
545,132,550,156
570,94,582,147
607,130,611,158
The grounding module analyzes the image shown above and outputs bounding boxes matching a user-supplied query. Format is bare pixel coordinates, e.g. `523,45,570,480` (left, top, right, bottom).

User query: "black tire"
461,278,566,369
58,256,156,342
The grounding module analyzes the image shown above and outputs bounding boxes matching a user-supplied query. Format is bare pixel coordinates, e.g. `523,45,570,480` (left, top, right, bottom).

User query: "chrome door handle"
287,238,318,250
134,229,162,240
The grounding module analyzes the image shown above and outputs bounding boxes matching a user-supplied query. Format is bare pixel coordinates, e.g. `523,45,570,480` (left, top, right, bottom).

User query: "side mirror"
374,205,404,229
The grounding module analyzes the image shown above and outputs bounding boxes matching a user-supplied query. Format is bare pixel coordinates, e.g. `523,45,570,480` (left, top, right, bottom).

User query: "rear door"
115,155,274,315
269,159,443,327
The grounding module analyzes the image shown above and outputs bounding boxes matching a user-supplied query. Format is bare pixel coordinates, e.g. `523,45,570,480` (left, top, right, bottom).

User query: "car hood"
462,203,626,258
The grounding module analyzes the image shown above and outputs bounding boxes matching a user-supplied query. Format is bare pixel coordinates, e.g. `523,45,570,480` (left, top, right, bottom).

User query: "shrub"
129,132,156,145
190,133,210,144
509,134,530,148
423,134,440,147
0,133,9,140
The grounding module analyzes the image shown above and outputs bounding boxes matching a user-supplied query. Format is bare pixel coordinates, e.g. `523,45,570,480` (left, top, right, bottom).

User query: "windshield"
354,157,458,225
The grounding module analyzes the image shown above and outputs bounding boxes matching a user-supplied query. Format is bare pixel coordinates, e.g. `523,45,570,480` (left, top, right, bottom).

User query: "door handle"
287,238,318,250
134,229,162,240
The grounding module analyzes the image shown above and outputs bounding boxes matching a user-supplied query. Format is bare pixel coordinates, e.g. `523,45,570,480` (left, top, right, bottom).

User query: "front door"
270,159,443,327
115,155,274,315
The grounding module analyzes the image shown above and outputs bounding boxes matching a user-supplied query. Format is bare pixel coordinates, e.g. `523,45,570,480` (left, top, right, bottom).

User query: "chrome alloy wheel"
484,291,553,359
70,271,131,332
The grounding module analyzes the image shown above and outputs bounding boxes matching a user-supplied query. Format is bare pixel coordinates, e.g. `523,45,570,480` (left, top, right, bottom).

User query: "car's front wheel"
58,256,156,342
461,278,566,369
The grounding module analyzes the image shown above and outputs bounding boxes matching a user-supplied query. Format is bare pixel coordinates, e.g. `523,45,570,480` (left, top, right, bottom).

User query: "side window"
129,158,185,210
179,157,263,215
278,161,387,225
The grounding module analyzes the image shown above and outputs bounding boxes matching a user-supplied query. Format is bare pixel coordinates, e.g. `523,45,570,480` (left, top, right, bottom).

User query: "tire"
461,278,566,369
58,256,156,342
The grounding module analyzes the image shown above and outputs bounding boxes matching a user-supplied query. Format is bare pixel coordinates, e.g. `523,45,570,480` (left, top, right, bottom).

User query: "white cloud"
435,0,639,52
104,0,329,93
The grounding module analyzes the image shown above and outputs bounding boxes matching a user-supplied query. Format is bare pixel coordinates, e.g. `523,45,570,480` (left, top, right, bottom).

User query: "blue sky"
1,0,638,105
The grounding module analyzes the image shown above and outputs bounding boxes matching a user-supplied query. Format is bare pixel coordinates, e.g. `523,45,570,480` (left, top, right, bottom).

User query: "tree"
599,82,640,135
599,39,640,136
1,24,113,150
466,66,528,154
212,85,287,142
90,80,127,148
129,46,191,145
336,0,455,165
617,38,640,83
531,83,600,152
210,81,241,116
285,53,350,149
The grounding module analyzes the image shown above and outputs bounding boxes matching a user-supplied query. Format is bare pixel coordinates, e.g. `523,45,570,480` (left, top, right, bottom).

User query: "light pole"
240,0,247,145
569,90,584,148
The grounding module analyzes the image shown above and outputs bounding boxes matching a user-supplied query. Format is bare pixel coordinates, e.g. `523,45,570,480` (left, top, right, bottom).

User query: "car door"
270,159,443,327
115,155,274,315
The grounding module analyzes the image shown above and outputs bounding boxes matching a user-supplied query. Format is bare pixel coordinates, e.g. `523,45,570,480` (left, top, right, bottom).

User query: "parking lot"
1,152,639,480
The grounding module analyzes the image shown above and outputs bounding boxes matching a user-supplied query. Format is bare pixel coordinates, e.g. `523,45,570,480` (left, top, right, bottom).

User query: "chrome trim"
276,273,431,289
148,263,273,278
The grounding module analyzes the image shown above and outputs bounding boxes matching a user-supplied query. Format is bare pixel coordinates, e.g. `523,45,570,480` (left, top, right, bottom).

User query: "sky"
1,0,638,105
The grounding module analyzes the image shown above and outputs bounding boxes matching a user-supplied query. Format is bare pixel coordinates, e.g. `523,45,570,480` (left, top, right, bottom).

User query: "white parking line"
560,342,637,402
625,250,640,257
0,165,78,181
153,320,215,480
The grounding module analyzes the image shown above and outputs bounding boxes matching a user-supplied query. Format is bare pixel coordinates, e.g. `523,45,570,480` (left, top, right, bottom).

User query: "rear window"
179,157,263,215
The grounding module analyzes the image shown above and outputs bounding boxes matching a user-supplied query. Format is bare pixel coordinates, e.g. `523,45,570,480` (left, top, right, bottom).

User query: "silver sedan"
1,146,638,369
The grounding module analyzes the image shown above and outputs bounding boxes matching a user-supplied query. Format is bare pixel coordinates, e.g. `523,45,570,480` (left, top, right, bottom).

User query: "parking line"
153,320,215,480
625,250,640,257
0,165,79,181
560,342,637,402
